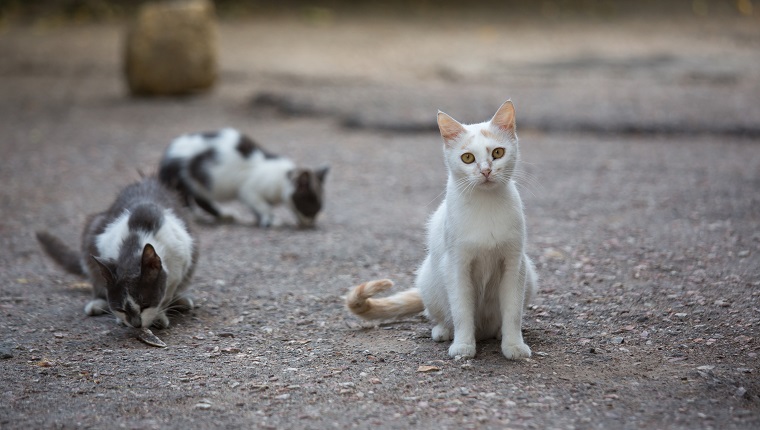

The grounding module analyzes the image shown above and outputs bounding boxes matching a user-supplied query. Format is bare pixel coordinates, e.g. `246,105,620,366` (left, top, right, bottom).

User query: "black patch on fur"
236,134,257,158
193,194,222,218
291,171,322,218
158,159,195,207
237,134,279,160
158,158,182,189
128,203,164,233
189,148,215,189
199,130,220,139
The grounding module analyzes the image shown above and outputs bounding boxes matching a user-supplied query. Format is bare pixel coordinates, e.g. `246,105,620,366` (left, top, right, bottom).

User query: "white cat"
346,100,538,360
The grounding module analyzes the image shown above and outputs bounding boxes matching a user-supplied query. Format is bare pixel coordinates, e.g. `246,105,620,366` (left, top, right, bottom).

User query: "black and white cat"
158,128,328,228
37,177,197,329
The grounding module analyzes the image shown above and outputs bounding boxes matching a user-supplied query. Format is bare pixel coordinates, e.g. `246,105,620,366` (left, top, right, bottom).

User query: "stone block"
125,0,217,96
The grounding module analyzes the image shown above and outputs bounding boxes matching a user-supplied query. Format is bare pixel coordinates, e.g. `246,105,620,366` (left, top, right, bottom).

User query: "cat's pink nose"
481,168,491,178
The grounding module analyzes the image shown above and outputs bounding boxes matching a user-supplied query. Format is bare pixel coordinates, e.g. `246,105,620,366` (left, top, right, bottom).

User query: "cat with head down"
159,128,328,228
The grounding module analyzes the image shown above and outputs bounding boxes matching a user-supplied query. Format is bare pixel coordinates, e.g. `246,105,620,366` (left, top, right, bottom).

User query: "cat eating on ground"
158,128,328,228
37,177,197,330
346,100,538,360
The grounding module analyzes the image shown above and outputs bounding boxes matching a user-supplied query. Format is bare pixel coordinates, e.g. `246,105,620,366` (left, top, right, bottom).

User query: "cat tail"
346,279,424,320
35,231,85,276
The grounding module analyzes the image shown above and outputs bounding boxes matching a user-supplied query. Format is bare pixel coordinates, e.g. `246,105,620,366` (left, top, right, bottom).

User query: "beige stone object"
125,0,217,96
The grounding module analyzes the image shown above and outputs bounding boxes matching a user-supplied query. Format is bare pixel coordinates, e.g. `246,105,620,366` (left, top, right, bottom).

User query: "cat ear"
437,111,466,145
315,166,329,183
91,255,115,285
140,243,163,282
490,100,516,135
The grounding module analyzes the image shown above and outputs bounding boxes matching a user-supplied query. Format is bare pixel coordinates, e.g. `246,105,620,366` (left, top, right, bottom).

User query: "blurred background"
1,0,758,135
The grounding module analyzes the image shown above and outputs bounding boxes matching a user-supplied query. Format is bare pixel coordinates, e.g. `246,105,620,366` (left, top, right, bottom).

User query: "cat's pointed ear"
437,111,466,146
91,255,116,285
315,166,329,183
490,100,516,135
140,243,163,282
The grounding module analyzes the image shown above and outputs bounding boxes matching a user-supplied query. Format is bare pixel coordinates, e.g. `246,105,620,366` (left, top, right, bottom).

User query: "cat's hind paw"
432,325,453,342
501,341,531,360
173,295,194,311
448,342,476,359
152,313,170,329
84,299,108,316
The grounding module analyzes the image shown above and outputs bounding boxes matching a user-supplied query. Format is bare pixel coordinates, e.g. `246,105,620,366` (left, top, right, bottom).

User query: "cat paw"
448,342,476,358
173,295,194,311
152,313,170,329
84,299,108,316
501,341,531,360
217,213,237,224
431,325,453,342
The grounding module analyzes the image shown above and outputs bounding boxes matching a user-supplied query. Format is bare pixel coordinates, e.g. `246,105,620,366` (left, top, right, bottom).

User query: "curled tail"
346,279,424,321
36,231,84,275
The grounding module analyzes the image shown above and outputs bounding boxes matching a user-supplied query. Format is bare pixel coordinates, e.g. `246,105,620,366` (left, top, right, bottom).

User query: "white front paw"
432,325,453,342
448,342,476,358
501,341,531,360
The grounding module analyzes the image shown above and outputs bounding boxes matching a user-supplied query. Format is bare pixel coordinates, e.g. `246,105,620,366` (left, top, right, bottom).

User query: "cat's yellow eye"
492,147,505,159
461,153,475,164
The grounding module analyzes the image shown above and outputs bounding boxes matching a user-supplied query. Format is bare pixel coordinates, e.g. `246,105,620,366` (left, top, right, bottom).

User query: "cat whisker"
424,189,447,208
511,170,543,197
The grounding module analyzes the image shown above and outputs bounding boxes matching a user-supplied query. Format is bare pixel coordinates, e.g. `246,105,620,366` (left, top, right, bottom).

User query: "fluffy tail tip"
346,279,394,315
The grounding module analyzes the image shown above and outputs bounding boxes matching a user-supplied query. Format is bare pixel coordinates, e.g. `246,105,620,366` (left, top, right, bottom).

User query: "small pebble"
0,347,13,359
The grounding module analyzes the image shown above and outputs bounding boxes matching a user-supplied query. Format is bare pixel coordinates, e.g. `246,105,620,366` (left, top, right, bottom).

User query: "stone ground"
0,8,759,430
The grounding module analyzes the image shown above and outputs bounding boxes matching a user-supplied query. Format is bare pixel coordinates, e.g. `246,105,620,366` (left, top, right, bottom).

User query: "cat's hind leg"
523,255,538,306
432,324,453,342
152,312,170,329
192,194,228,220
172,293,195,311
84,298,108,316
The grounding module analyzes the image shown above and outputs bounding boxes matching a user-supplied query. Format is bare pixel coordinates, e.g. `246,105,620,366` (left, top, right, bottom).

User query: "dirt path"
0,12,758,429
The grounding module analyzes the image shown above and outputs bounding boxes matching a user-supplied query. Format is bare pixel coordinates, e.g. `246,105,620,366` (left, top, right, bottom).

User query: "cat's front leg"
499,255,531,360
239,192,275,228
447,260,477,358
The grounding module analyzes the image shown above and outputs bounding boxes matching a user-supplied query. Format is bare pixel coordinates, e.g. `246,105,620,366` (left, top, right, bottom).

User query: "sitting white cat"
347,100,538,360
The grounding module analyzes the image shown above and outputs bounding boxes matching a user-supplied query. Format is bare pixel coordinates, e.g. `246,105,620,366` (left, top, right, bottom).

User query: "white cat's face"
438,101,518,191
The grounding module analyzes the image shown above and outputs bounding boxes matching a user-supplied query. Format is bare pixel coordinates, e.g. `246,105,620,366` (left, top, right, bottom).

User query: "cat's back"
164,128,268,164
96,177,194,270
112,177,185,216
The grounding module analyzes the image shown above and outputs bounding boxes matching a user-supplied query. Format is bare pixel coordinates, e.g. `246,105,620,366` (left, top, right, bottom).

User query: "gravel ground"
0,11,758,429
